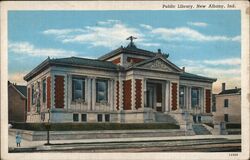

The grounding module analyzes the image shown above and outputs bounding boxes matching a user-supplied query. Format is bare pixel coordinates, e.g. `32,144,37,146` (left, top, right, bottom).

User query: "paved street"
9,134,241,152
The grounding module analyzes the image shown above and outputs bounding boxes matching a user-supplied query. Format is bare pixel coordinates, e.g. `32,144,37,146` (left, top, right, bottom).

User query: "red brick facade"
171,83,177,110
127,57,145,63
27,87,30,112
135,79,142,109
54,75,64,108
116,81,119,110
205,89,211,113
112,57,121,64
123,79,131,110
47,76,51,109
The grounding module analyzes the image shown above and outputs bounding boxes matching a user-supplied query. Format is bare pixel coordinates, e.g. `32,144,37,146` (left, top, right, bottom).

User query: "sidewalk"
9,134,241,149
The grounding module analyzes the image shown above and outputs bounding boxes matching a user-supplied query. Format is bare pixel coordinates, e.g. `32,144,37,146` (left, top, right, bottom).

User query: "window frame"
42,79,46,103
81,114,87,122
105,114,110,122
224,99,229,108
73,113,79,122
191,88,200,108
96,79,108,103
72,77,86,102
179,86,185,108
31,85,35,105
224,114,229,122
97,114,103,122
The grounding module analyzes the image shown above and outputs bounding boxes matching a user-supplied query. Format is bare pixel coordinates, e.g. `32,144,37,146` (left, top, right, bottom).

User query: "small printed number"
229,153,238,156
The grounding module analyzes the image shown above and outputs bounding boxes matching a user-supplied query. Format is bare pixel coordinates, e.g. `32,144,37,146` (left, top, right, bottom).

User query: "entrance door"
146,86,155,108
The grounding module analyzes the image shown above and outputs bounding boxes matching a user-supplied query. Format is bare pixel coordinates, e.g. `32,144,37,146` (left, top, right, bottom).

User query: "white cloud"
151,27,240,42
140,24,153,30
179,58,241,93
187,22,208,27
8,41,78,57
8,72,27,85
43,20,144,49
203,58,241,66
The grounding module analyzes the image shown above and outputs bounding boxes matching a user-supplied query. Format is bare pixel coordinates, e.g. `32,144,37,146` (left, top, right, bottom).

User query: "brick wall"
47,76,51,109
112,57,121,64
54,75,65,108
127,57,145,63
171,83,177,110
205,89,211,113
116,81,119,110
135,79,142,109
123,79,131,110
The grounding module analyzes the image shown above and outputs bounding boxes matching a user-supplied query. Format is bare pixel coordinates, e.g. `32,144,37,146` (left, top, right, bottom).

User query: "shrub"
11,122,180,131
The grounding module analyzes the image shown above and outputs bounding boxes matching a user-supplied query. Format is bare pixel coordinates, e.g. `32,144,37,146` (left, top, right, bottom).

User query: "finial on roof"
157,48,169,59
126,36,137,48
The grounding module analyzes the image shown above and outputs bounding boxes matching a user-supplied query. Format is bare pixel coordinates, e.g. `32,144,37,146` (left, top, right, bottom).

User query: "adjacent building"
8,81,27,123
213,83,241,124
24,39,216,125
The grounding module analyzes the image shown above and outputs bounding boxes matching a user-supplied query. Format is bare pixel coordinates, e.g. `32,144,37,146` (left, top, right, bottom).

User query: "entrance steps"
192,124,211,135
154,112,178,124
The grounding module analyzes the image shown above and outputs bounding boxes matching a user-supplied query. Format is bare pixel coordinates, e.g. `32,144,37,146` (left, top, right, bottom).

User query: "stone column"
200,88,204,113
87,77,92,111
110,79,114,111
67,75,72,110
92,78,96,111
184,86,188,111
165,81,170,112
143,78,147,110
141,78,145,110
119,75,123,111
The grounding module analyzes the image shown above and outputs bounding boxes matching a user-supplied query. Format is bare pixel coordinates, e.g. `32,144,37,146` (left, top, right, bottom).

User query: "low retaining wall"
9,129,189,141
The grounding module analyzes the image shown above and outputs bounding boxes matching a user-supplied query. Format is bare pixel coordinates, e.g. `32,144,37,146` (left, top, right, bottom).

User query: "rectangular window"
42,79,46,103
191,88,200,108
96,80,108,103
224,99,229,107
97,114,103,122
179,86,185,108
81,114,87,122
73,114,79,122
31,85,35,105
224,114,229,122
105,114,110,122
72,77,85,101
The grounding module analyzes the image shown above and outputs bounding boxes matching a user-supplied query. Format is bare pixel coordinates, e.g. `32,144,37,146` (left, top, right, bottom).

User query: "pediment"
135,58,181,72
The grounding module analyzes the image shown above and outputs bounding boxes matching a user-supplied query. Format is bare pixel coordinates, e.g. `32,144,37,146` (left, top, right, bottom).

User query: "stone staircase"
154,112,178,124
192,124,211,135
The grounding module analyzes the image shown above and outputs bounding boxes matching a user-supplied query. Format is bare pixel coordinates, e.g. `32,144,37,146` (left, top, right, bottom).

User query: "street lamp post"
44,109,51,145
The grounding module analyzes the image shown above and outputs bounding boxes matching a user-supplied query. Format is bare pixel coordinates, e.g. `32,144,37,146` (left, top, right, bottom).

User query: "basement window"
73,113,79,122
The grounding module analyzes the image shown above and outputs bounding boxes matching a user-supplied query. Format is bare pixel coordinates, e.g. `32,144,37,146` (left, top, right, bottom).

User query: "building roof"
24,56,121,81
218,88,241,95
8,82,27,98
51,57,119,70
15,85,27,97
98,44,157,60
180,72,217,83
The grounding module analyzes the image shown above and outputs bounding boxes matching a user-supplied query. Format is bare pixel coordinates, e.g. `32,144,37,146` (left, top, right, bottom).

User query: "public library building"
24,37,216,125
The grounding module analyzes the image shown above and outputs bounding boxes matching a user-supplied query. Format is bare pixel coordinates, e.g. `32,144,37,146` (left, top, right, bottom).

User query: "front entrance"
145,82,163,112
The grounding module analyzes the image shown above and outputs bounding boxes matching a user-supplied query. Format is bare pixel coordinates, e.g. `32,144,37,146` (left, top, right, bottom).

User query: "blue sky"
8,10,241,93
